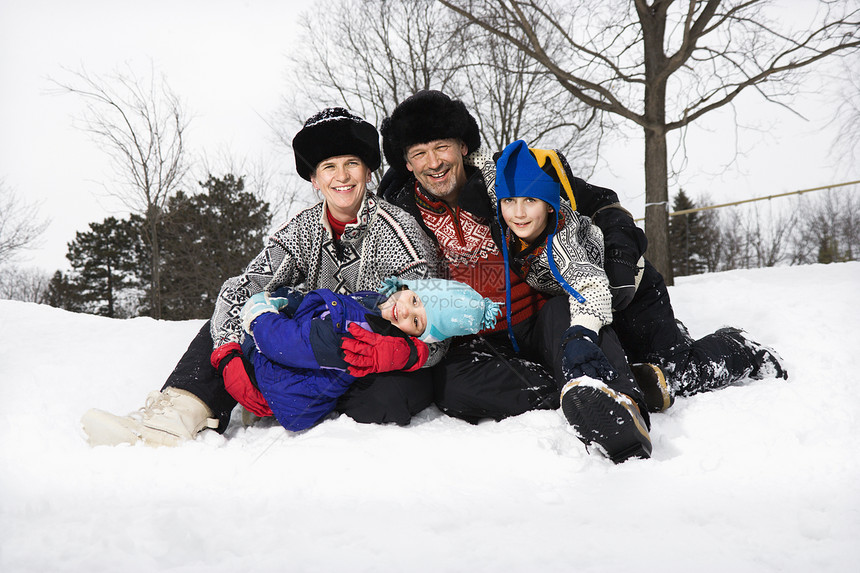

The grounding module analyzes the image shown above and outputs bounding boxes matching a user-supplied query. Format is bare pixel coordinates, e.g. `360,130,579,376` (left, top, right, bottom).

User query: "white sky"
0,0,313,271
1,0,856,273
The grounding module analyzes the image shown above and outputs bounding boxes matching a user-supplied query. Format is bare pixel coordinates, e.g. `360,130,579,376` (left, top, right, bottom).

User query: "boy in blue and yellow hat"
494,139,652,463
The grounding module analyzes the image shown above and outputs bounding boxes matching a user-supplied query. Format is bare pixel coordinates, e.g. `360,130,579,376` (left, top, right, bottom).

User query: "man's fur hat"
380,90,481,174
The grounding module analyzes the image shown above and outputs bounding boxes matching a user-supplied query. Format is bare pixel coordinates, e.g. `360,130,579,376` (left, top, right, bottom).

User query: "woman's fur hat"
380,91,481,174
292,108,381,181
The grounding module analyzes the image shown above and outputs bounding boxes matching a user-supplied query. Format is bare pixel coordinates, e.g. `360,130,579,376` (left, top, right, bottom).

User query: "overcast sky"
1,0,855,273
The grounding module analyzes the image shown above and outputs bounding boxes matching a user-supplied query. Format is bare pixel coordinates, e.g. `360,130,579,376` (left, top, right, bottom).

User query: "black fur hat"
380,90,481,175
292,108,381,181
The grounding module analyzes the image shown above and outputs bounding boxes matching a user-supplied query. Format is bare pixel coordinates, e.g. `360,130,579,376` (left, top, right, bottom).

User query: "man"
378,91,653,462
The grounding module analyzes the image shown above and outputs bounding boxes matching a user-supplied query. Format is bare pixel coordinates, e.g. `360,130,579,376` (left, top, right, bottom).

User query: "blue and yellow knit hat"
378,277,501,342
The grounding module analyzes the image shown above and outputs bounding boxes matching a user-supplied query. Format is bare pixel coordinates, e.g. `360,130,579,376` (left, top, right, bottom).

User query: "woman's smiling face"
310,155,372,222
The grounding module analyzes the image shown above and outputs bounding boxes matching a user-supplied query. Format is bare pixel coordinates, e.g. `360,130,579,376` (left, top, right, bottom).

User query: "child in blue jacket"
237,278,500,432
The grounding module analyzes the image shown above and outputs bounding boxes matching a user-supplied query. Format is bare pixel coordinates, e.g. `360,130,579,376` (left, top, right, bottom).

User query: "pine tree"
45,270,84,312
669,189,707,277
158,174,271,320
65,217,140,317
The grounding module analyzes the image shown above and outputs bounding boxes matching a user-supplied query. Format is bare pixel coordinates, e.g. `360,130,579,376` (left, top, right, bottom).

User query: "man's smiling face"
404,138,468,206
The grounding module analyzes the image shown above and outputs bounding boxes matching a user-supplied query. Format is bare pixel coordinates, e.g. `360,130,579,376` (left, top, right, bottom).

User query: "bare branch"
0,180,50,266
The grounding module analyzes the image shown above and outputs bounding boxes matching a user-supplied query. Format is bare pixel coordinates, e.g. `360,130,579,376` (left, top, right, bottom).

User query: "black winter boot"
716,328,788,380
560,379,652,463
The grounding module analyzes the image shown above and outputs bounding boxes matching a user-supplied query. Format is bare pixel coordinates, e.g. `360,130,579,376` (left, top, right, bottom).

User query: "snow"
1,262,859,572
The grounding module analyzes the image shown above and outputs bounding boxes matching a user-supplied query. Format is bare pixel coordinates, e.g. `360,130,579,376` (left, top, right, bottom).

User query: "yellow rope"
634,179,860,222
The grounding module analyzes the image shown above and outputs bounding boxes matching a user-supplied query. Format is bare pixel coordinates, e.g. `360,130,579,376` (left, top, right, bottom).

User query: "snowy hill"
1,262,858,572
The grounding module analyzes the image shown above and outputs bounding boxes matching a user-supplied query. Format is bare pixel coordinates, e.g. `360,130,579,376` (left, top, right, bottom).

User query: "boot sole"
560,380,652,463
631,363,674,412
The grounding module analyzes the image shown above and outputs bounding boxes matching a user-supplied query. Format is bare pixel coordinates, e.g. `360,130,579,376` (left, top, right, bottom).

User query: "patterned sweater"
412,183,546,332
505,204,612,333
210,193,438,348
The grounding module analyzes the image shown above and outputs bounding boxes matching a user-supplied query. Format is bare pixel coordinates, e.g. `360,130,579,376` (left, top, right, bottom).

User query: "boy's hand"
561,326,615,381
340,323,429,377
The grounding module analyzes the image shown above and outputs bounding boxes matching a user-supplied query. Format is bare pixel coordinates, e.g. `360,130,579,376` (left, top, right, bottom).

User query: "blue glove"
561,326,615,381
240,289,303,333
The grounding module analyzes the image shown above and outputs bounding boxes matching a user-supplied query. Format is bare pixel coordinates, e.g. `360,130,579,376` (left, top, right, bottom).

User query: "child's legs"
520,296,647,416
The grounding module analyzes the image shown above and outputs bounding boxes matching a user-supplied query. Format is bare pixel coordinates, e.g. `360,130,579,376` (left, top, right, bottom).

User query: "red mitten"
340,323,429,377
210,342,273,417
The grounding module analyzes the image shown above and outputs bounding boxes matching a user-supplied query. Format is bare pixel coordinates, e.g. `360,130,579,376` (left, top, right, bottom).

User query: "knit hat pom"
377,277,500,342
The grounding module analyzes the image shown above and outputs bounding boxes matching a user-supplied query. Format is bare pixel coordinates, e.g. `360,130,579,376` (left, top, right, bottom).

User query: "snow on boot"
81,388,218,447
630,363,674,412
716,328,789,380
560,378,652,463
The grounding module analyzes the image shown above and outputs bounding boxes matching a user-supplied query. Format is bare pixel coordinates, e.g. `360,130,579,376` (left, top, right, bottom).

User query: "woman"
82,108,440,447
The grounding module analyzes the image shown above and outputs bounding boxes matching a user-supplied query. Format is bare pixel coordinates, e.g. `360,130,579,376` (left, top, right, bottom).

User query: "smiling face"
310,155,372,222
404,138,468,206
499,196,553,244
378,288,427,337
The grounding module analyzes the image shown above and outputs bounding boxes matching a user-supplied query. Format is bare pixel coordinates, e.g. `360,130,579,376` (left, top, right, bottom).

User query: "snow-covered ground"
1,262,858,572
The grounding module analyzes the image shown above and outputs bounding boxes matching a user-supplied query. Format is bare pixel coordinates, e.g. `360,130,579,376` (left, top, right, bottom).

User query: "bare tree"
832,52,860,170
439,0,860,284
283,0,600,175
53,65,189,319
746,203,799,267
281,0,461,142
791,188,860,264
0,266,51,303
0,180,49,266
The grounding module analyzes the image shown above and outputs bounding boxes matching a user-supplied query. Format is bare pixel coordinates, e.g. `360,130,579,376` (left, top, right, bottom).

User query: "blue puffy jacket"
243,289,383,431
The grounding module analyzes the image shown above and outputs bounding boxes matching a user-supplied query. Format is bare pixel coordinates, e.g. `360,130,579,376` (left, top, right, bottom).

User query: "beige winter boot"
81,388,219,447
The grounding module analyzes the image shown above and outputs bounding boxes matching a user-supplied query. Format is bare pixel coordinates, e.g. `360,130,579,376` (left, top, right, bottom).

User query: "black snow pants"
612,260,760,396
163,322,434,432
432,295,647,424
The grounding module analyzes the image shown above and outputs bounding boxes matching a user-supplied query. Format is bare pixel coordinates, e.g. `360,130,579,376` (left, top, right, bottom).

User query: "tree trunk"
106,260,114,318
643,124,673,285
638,1,673,286
148,210,162,320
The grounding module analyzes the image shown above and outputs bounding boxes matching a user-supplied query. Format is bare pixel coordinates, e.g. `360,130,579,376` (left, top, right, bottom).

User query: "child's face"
378,288,427,337
499,197,553,243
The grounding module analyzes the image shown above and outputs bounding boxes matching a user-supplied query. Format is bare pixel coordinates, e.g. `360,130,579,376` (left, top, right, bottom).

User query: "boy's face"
499,197,553,244
378,288,427,337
